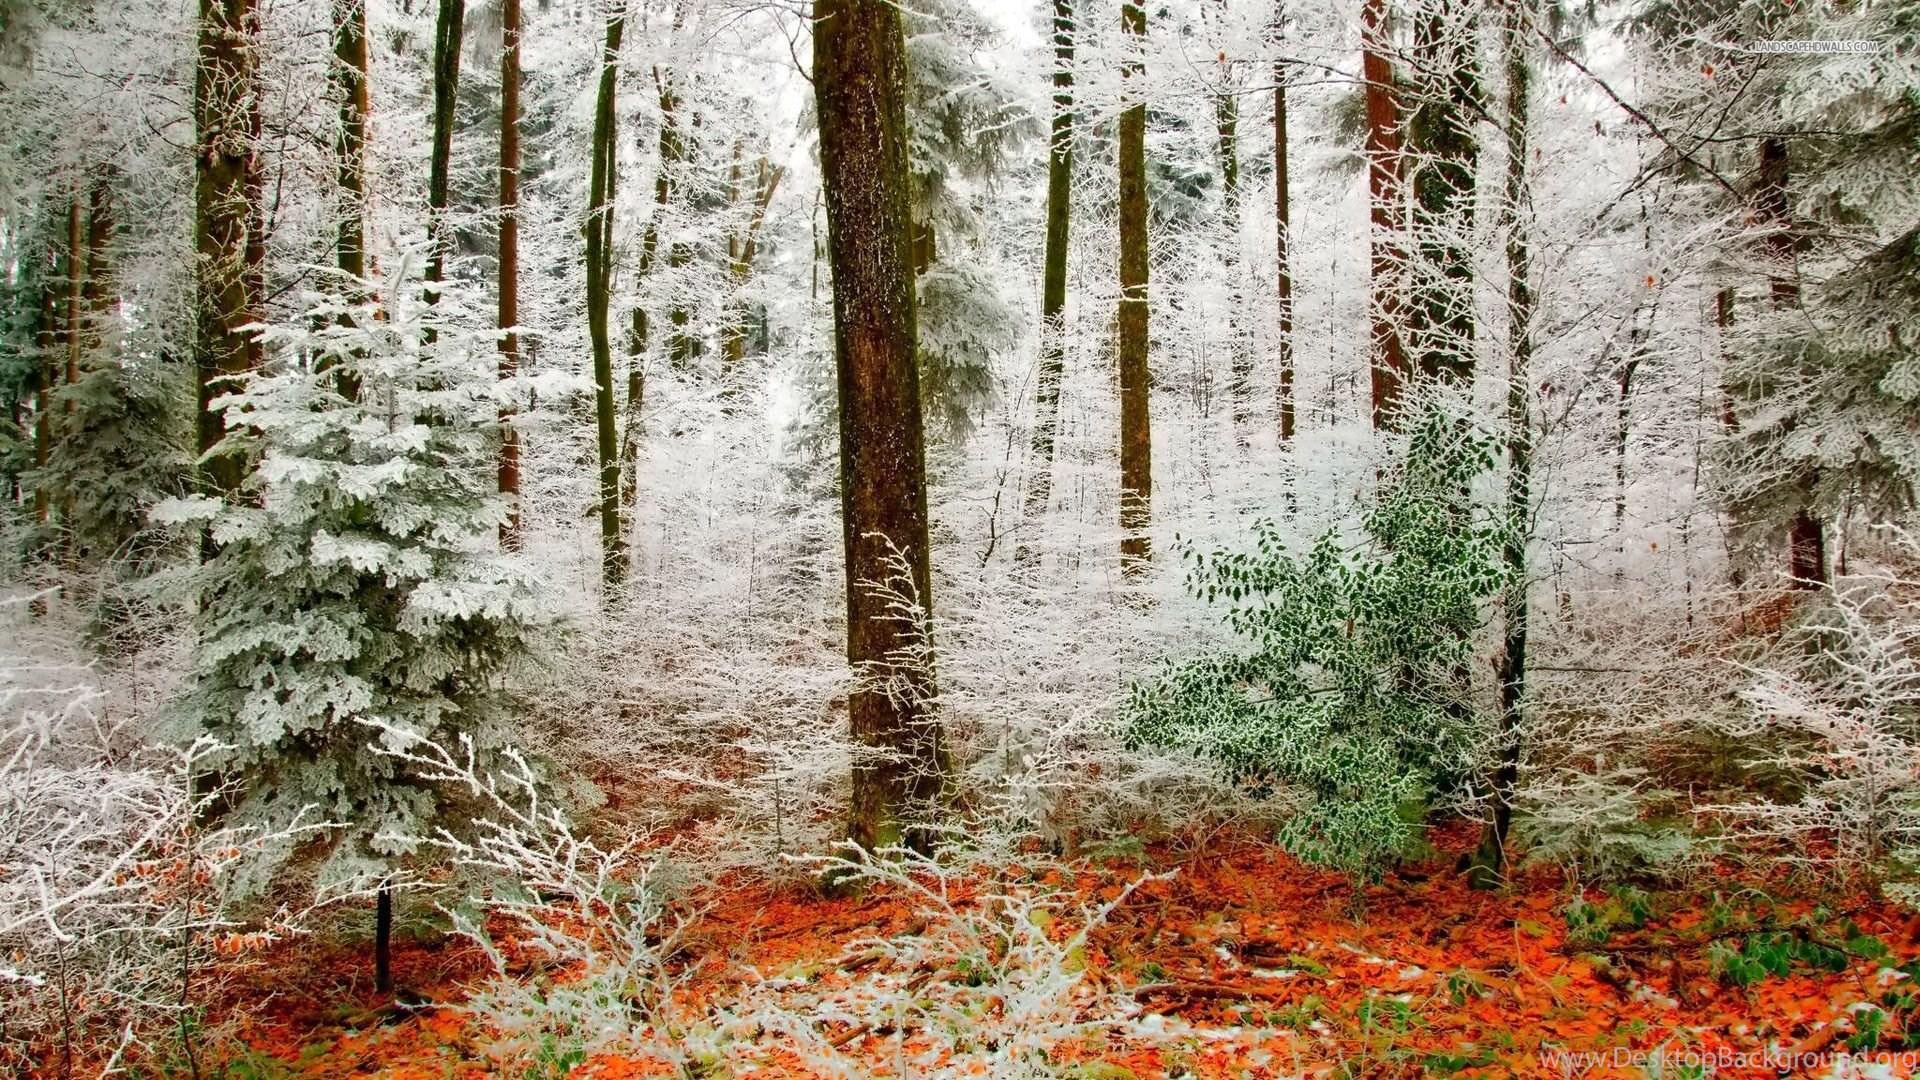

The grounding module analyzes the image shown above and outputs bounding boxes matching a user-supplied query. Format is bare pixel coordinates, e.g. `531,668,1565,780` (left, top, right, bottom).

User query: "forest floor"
199,823,1920,1079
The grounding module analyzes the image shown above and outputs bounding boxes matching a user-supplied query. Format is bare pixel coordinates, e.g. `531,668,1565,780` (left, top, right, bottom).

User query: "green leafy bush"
1126,406,1508,876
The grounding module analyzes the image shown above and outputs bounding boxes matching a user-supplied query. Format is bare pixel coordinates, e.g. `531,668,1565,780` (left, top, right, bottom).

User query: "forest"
1,0,1917,1074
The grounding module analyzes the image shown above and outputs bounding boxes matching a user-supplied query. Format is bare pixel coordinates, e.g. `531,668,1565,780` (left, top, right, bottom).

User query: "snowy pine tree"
155,254,552,889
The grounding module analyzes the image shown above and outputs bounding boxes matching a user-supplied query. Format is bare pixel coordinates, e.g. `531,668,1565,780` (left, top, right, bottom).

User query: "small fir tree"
155,253,551,898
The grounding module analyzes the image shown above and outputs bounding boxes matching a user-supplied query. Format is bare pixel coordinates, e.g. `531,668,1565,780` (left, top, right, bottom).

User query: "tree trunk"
1467,0,1532,889
331,0,370,403
84,173,115,355
1614,349,1640,544
425,0,465,290
194,0,260,500
1273,2,1293,446
1116,0,1151,574
497,0,523,549
332,0,368,286
374,883,393,994
814,0,948,851
586,11,628,595
1405,0,1478,385
722,155,784,369
619,66,677,519
1757,136,1825,588
33,282,54,526
1361,0,1406,429
1213,0,1246,441
1018,0,1075,566
1788,509,1825,588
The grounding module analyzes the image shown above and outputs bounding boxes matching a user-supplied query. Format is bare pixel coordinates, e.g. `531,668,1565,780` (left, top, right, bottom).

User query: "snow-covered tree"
155,255,552,915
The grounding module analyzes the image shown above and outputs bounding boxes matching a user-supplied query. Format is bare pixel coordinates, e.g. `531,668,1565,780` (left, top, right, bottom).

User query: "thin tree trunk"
1467,0,1531,888
1613,351,1640,544
814,0,948,851
64,198,83,399
331,0,370,403
1715,287,1735,431
58,196,83,555
374,884,392,994
1361,0,1406,429
1213,0,1246,441
333,0,369,286
619,65,677,519
497,0,523,548
1018,0,1074,566
425,0,465,290
243,64,265,372
194,0,260,501
586,11,627,595
722,156,785,369
1273,2,1293,446
1116,0,1151,574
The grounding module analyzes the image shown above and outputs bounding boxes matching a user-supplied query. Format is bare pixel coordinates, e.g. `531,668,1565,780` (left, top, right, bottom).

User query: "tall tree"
619,64,679,517
721,154,784,368
497,0,523,547
1755,136,1824,588
585,9,627,594
425,0,465,290
1019,0,1075,562
1212,0,1248,440
814,0,949,851
332,0,369,291
1467,0,1533,887
1404,0,1480,385
1272,2,1293,445
1360,0,1406,429
1116,0,1151,573
193,0,260,499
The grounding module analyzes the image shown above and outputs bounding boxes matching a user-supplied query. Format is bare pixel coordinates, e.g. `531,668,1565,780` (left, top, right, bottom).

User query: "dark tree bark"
34,277,55,526
64,197,83,399
814,0,949,851
1018,0,1075,565
1756,136,1826,589
1272,2,1294,446
425,0,465,290
332,0,368,288
586,11,628,595
331,0,370,403
194,0,260,499
1361,0,1406,429
1467,0,1532,889
1117,0,1151,574
497,0,523,548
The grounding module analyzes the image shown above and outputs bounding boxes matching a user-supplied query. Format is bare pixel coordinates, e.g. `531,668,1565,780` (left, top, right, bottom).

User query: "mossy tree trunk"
586,11,628,596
